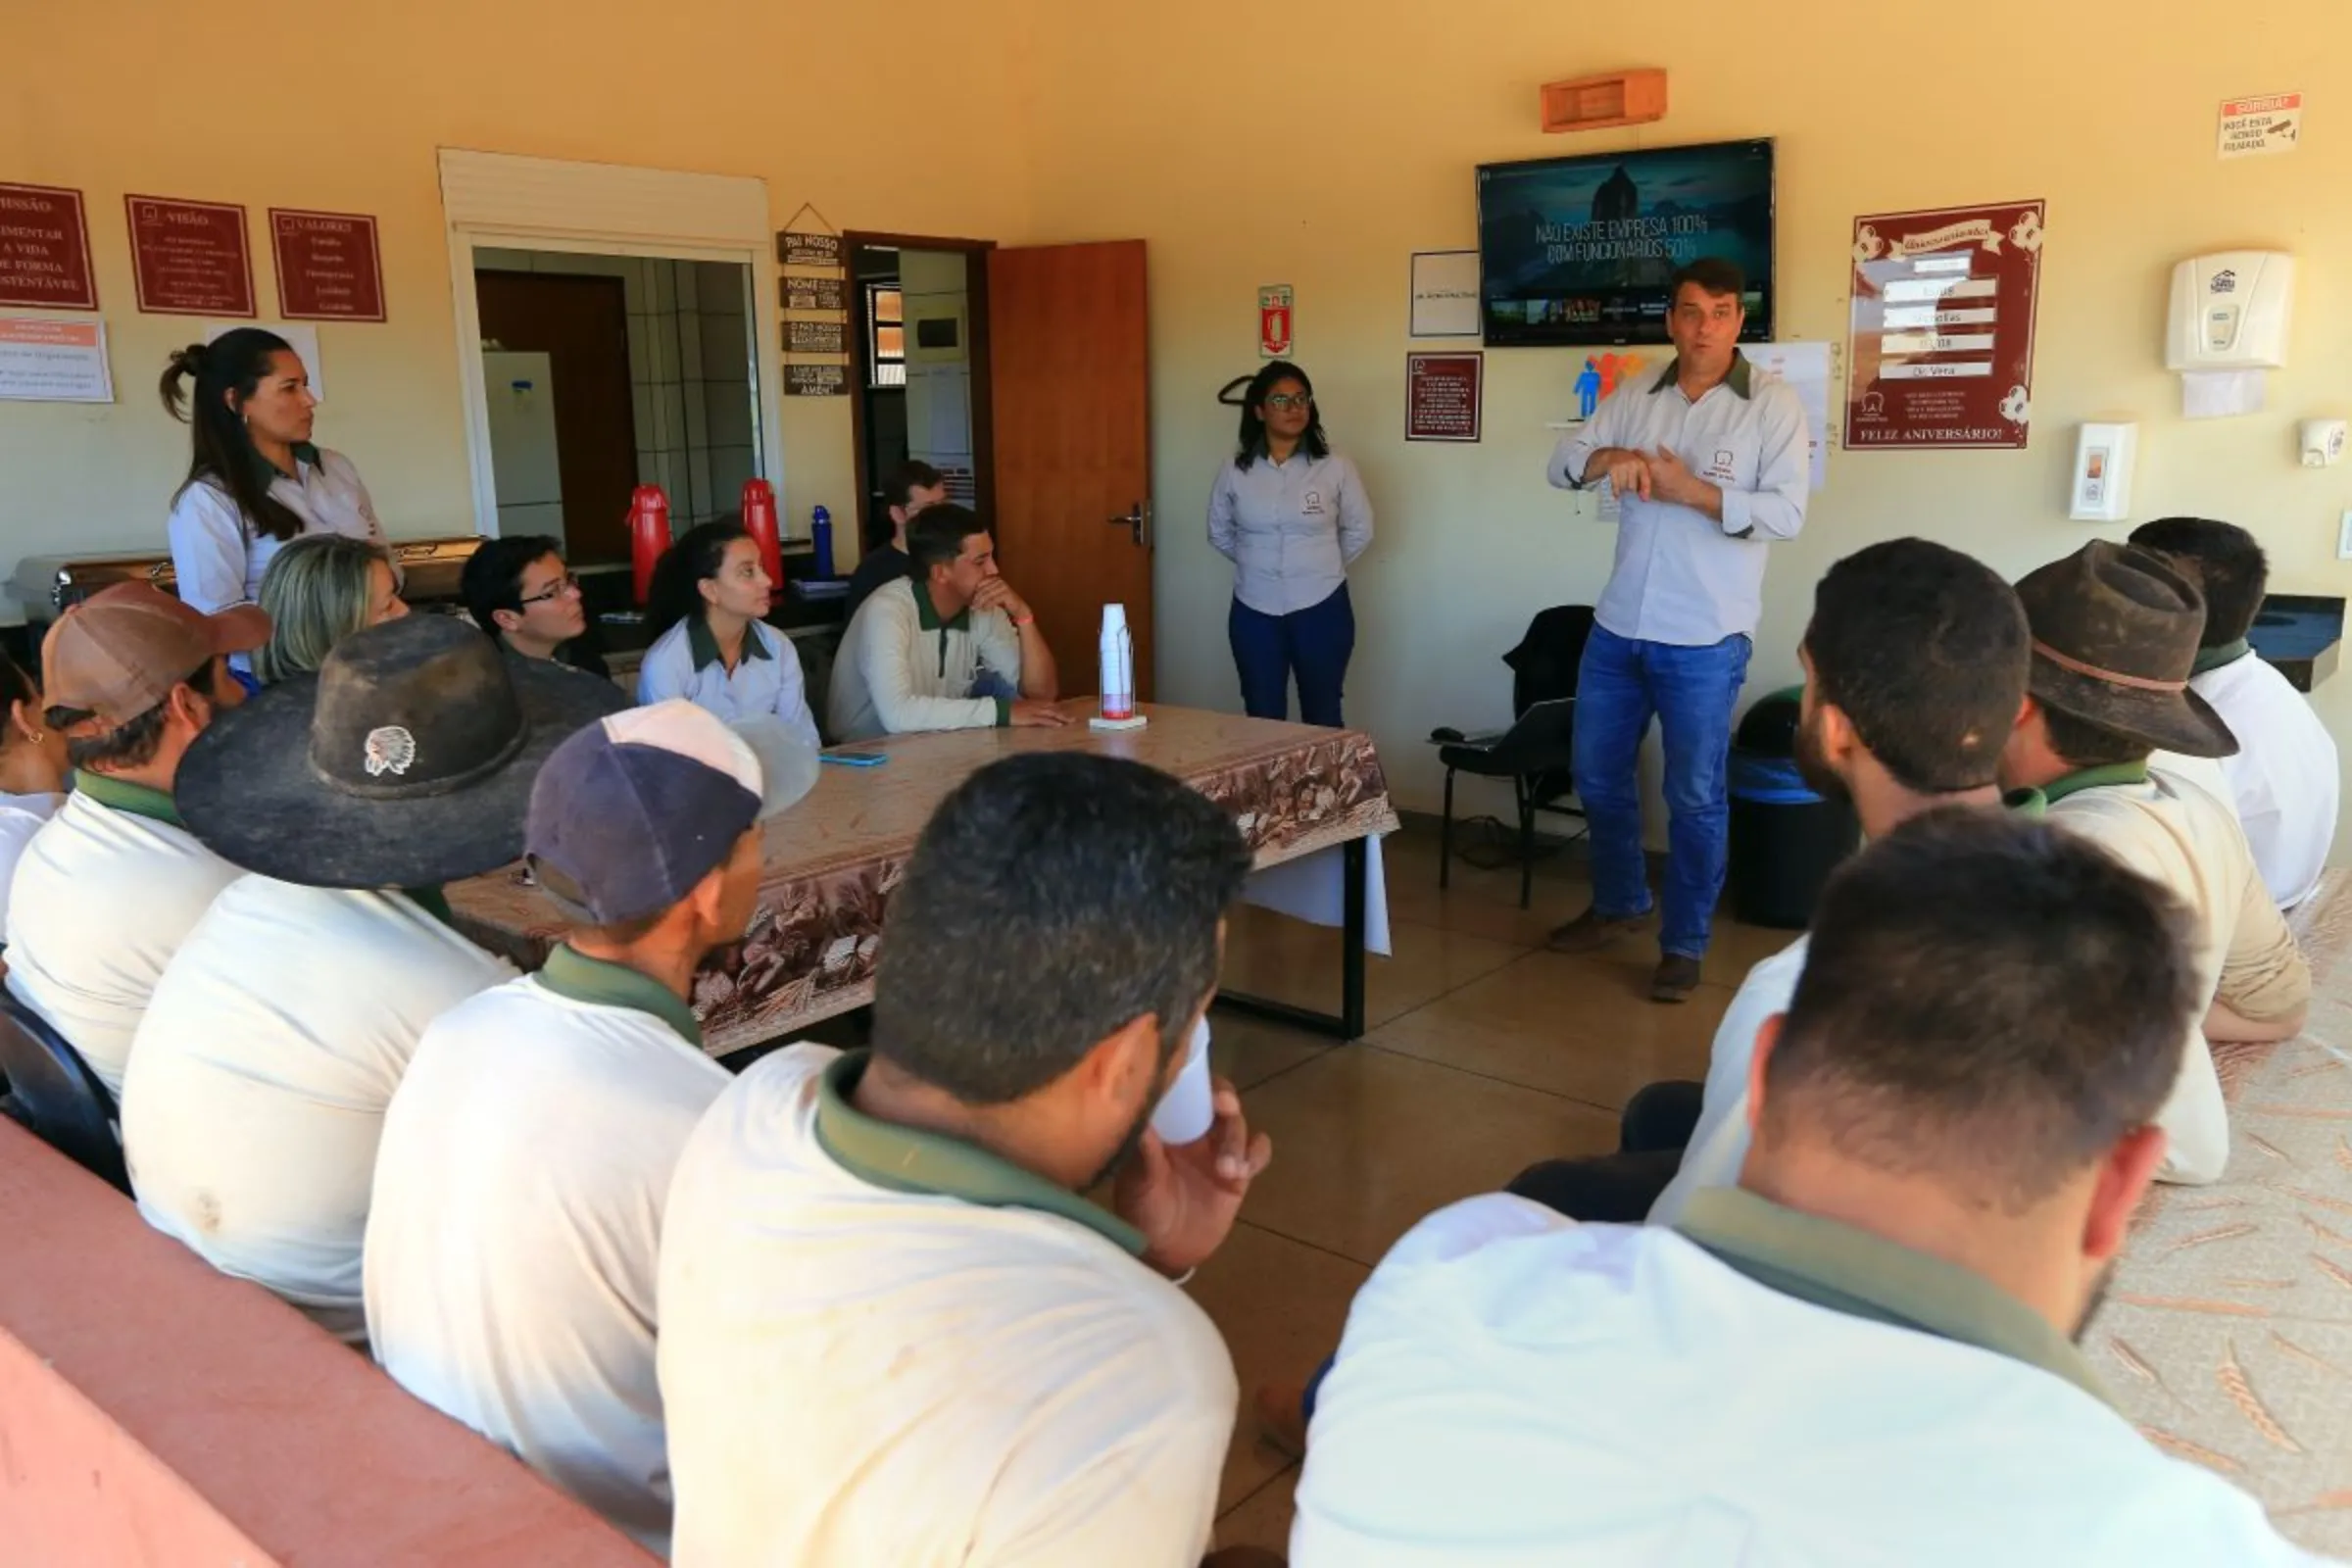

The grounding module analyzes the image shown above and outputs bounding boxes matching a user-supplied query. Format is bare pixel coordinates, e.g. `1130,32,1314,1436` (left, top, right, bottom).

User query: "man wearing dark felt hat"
1999,540,2310,1186
117,612,624,1340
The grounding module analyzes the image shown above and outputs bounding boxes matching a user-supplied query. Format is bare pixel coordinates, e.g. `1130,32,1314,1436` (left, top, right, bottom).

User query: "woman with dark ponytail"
161,330,386,637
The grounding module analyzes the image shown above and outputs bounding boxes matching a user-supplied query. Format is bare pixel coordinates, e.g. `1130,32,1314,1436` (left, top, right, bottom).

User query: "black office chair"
1431,606,1595,909
0,990,129,1194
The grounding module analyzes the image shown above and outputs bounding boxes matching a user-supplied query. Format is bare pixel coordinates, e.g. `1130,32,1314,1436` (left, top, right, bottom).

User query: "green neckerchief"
73,769,183,827
812,1049,1145,1255
1678,1188,2113,1409
254,439,322,487
685,614,773,673
535,942,704,1047
2192,638,2251,676
2039,760,2151,807
1648,351,1753,401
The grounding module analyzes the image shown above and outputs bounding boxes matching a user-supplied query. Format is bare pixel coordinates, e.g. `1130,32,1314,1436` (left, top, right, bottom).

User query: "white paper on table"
1239,834,1392,956
208,320,323,402
1741,341,1833,490
2181,368,2264,419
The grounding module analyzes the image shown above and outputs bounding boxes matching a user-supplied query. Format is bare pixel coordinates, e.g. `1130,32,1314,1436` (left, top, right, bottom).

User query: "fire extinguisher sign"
1258,285,1294,360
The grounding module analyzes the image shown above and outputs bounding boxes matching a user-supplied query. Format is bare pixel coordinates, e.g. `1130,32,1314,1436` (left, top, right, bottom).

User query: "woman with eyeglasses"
1207,360,1373,727
460,535,611,680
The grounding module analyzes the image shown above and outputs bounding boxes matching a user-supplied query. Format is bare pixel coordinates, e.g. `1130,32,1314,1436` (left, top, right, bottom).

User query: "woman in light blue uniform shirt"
637,520,821,752
1206,361,1372,727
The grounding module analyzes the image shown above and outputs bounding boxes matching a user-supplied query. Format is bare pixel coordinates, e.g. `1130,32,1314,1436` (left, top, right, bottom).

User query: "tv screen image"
1476,138,1775,348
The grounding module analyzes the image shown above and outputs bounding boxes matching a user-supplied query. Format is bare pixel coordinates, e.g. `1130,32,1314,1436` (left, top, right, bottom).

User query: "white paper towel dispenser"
2167,252,2293,370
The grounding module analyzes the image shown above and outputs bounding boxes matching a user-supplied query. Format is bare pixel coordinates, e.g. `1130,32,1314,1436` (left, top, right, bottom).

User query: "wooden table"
447,703,1399,1056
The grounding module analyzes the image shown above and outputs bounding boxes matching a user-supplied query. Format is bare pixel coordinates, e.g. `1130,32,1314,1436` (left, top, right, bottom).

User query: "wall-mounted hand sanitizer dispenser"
2166,252,2294,370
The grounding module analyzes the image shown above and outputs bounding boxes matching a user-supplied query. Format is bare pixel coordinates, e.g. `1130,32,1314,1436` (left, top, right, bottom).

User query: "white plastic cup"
1150,1015,1215,1145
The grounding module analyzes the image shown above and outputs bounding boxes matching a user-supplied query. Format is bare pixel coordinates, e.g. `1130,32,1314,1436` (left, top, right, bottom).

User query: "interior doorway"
846,234,995,563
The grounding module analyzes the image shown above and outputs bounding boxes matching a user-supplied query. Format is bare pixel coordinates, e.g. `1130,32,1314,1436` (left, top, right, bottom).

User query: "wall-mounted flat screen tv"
1476,138,1775,347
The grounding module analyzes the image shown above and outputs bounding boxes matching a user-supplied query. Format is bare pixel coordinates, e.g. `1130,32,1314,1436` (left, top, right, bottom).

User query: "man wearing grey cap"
363,699,816,1555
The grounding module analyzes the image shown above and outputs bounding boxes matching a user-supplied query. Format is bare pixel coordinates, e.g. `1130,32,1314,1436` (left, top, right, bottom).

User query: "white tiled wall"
474,249,763,533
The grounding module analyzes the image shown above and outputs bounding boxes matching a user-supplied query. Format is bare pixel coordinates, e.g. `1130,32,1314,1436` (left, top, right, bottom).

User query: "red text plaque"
125,195,254,317
270,209,386,321
0,183,98,310
1405,352,1483,442
1845,200,2044,451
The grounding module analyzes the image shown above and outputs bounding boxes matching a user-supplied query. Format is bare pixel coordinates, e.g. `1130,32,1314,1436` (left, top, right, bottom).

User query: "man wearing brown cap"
4,584,268,1096
2000,540,2310,1185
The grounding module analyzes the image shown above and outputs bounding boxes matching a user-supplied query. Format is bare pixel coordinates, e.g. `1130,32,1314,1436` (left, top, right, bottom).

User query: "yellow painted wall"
1021,0,2352,845
2,0,1033,576
11,0,2350,852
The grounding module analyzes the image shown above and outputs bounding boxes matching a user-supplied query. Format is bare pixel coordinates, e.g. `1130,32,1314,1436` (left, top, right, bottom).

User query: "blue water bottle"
810,506,835,580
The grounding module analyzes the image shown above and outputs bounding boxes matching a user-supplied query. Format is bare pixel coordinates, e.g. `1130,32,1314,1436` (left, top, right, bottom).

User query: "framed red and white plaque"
0,183,98,311
270,209,386,322
1844,200,2044,452
125,195,255,318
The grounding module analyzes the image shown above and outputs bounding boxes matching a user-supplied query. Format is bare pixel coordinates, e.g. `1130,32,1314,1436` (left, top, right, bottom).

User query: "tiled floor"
1198,824,1777,1555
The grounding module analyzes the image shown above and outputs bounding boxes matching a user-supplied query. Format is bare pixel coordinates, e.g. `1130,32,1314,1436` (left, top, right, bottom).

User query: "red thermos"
740,478,784,590
628,485,670,607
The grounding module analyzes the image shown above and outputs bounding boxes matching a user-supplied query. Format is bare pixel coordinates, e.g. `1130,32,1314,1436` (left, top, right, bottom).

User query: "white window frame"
437,148,787,537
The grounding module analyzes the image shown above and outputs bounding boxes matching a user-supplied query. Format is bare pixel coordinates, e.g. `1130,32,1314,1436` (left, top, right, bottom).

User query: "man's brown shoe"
1252,1379,1310,1459
1545,906,1655,954
1650,954,1703,1003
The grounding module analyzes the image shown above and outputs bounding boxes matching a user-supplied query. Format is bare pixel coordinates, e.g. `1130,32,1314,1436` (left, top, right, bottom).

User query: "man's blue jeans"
1571,624,1752,959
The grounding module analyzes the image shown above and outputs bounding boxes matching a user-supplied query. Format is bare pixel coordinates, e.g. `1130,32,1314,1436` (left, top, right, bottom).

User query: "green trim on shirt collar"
2002,787,2049,817
402,885,461,932
2192,638,2252,675
2040,760,2151,806
1676,1188,2114,1409
812,1050,1147,1256
536,942,704,1047
72,769,183,827
254,439,321,487
685,613,773,672
914,581,970,634
1648,351,1752,401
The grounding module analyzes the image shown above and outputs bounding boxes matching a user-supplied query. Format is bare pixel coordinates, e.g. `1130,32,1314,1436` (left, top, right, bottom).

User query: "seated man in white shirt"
6,583,267,1096
2130,516,2337,910
1294,810,2323,1566
826,503,1066,741
1999,541,2308,1186
366,701,817,1553
659,753,1276,1568
121,614,622,1341
1527,538,2034,1227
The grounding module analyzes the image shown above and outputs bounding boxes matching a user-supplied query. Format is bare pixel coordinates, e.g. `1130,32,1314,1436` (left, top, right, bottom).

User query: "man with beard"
1291,809,2316,1566
656,752,1278,1568
1505,538,2034,1224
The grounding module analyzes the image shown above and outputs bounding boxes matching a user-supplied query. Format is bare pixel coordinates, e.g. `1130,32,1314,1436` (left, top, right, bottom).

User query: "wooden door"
475,271,639,564
986,241,1152,701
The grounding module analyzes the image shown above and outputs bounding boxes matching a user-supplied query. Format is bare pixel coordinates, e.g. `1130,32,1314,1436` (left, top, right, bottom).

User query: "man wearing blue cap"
363,700,817,1554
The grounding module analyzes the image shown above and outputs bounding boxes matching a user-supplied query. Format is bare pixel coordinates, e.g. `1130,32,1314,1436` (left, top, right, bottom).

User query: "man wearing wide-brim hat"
1998,540,2309,1186
118,612,626,1341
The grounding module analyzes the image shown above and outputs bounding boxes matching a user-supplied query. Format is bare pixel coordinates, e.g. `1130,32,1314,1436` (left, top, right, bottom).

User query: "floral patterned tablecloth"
446,703,1397,1056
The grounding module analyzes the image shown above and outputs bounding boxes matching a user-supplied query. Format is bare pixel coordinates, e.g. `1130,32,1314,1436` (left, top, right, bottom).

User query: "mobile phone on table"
819,750,888,768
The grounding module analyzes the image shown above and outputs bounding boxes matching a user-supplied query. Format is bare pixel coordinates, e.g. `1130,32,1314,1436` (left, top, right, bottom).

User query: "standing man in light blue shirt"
1209,361,1374,727
1545,258,1808,1002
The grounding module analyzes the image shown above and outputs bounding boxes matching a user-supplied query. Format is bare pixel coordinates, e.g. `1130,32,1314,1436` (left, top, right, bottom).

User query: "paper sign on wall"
1740,341,1834,490
1258,285,1293,359
2219,92,2302,159
1405,352,1482,441
0,317,112,402
1409,251,1481,338
1846,200,2044,451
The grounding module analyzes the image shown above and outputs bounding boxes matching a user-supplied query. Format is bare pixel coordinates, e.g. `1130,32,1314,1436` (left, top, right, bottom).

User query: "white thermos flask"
1100,604,1136,721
